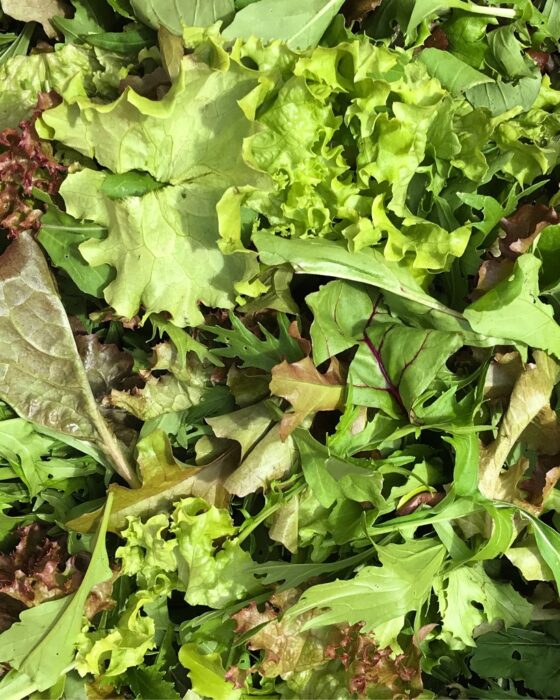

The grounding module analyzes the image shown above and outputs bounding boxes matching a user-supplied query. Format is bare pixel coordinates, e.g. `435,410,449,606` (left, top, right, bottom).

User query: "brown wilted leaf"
76,335,134,399
342,0,383,23
500,203,558,259
484,351,523,401
479,352,560,500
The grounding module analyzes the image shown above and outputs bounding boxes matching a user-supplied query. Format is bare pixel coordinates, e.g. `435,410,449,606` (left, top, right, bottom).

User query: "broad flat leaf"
76,335,133,399
435,563,532,650
0,493,113,691
60,169,256,327
286,539,445,637
131,0,234,34
38,205,112,299
270,357,345,438
206,402,273,459
0,233,135,485
0,0,67,38
464,255,560,358
419,48,492,94
100,171,164,200
471,627,560,699
254,234,470,330
479,352,559,499
348,319,461,418
223,0,345,50
306,280,377,365
224,424,296,497
465,75,541,116
68,430,237,533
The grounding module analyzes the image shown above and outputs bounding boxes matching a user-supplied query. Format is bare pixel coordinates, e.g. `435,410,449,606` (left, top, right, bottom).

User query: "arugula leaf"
0,233,136,485
38,204,113,298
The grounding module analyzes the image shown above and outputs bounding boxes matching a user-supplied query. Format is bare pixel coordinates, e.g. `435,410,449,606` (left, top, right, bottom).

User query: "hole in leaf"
512,650,522,661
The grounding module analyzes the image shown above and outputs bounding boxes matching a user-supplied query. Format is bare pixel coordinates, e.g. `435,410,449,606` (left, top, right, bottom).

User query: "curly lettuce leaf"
60,169,256,326
39,55,262,188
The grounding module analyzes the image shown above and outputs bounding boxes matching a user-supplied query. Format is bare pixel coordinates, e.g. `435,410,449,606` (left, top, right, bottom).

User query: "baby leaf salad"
1,0,560,697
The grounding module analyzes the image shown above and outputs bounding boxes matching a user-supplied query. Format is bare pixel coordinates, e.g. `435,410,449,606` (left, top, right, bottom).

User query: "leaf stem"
466,5,517,19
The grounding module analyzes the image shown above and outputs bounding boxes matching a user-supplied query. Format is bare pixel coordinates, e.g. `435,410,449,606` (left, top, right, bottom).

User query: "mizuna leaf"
270,357,345,438
0,492,114,692
0,233,136,486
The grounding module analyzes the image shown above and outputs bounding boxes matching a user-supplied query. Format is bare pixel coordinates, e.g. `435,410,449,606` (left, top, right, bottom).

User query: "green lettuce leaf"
75,590,156,678
39,55,261,187
60,169,256,327
116,497,259,608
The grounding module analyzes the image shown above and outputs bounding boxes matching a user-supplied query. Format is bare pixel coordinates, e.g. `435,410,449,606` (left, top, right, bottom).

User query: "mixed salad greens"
1,0,560,697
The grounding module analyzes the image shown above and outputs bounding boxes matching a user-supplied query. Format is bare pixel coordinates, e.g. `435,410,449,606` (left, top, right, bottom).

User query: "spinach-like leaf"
223,0,345,49
0,233,136,485
130,0,234,34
